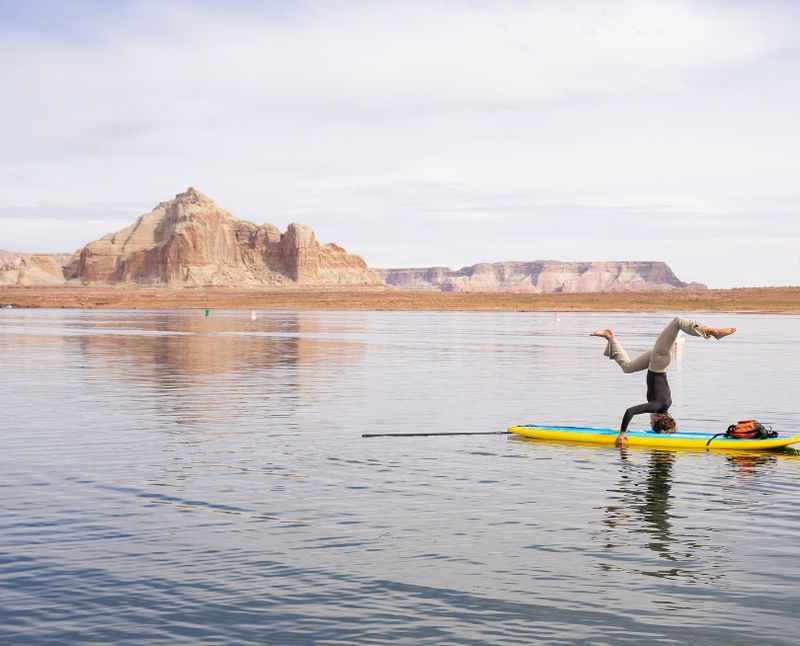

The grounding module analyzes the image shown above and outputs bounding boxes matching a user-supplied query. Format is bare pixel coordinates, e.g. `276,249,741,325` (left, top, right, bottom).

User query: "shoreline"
2,286,800,313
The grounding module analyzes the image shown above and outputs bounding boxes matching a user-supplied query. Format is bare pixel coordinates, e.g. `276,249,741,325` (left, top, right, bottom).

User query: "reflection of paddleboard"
508,424,800,451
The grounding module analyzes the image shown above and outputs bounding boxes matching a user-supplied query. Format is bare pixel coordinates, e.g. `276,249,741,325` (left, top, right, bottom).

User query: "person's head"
650,412,677,433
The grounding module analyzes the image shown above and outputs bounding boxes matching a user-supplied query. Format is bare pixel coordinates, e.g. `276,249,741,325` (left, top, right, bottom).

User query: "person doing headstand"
591,318,736,446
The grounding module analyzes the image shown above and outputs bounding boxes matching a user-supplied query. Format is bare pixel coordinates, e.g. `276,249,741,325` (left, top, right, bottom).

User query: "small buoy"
672,338,684,363
250,310,257,321
203,308,211,318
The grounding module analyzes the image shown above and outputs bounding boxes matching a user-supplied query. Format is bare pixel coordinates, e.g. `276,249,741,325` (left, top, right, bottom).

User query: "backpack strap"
706,432,727,447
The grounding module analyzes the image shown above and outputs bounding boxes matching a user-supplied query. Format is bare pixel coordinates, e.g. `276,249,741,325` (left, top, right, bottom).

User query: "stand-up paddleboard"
508,424,800,451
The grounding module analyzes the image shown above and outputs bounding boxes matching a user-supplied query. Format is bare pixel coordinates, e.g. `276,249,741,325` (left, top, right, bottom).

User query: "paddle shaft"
362,431,510,438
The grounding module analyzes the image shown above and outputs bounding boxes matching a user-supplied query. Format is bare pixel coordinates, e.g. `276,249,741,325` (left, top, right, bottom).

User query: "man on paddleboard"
591,318,736,447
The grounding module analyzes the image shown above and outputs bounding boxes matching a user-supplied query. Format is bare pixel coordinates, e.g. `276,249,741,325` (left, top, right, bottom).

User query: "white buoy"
250,310,257,321
672,336,685,365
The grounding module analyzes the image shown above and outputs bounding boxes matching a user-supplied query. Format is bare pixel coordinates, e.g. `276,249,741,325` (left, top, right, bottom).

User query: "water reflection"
602,451,676,560
636,450,675,560
66,312,337,375
725,453,777,479
59,312,367,428
598,449,726,582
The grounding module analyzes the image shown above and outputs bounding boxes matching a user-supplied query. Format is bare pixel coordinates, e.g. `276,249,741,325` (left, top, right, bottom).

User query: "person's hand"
615,432,628,448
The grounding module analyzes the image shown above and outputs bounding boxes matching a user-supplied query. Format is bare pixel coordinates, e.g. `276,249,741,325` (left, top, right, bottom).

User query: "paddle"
362,431,510,438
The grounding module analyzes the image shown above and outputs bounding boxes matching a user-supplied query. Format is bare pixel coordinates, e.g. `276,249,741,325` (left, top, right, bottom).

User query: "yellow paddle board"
508,424,800,451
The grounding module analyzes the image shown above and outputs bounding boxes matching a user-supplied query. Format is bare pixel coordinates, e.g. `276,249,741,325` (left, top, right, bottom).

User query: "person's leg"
649,317,736,372
591,329,650,373
607,338,651,374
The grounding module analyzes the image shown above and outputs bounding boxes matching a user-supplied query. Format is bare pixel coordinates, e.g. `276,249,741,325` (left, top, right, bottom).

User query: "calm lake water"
1,309,799,644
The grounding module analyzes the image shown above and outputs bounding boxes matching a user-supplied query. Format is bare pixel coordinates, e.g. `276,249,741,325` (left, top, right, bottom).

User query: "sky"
1,0,798,288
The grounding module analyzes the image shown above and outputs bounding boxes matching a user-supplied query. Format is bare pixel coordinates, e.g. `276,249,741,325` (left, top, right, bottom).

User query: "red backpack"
706,420,776,446
725,420,776,439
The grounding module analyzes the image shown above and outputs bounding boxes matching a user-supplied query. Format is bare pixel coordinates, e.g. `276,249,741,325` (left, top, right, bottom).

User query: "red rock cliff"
74,188,380,286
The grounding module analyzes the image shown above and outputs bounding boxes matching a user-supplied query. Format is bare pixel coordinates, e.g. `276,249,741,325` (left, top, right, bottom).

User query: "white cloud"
0,0,798,287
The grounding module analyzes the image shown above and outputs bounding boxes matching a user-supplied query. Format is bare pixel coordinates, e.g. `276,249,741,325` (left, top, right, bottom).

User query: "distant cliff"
378,261,705,293
2,188,705,292
0,250,73,286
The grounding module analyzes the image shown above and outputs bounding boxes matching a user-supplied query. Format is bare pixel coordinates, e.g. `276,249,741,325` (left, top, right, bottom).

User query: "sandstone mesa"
1,187,704,292
378,262,705,293
2,188,380,287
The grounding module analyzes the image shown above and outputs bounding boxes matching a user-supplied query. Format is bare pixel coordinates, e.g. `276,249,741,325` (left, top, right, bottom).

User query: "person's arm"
617,401,660,446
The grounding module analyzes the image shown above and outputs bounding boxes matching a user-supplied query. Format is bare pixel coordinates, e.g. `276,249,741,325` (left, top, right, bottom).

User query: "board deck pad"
508,424,800,451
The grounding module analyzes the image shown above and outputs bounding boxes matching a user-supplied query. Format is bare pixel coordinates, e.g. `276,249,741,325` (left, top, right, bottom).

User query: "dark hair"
653,414,676,433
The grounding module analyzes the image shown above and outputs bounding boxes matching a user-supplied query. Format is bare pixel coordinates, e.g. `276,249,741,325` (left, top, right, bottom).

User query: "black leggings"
620,370,672,433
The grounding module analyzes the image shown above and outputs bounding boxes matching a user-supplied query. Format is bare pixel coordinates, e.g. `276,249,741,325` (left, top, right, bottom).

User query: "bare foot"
704,326,737,340
590,328,613,339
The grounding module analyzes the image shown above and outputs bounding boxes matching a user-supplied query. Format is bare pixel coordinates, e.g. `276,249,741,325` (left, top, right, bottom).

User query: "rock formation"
378,261,704,293
72,187,380,286
2,187,705,292
0,251,75,286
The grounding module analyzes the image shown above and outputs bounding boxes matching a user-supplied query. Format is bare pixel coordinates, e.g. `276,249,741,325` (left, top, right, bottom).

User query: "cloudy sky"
1,0,798,287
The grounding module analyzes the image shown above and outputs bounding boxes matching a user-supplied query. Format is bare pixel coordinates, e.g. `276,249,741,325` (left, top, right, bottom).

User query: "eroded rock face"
0,251,74,286
3,188,705,292
74,188,381,286
378,261,704,293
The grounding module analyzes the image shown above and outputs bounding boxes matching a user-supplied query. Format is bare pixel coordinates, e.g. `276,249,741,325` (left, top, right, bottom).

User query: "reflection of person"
603,450,676,562
591,318,736,446
640,451,674,559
